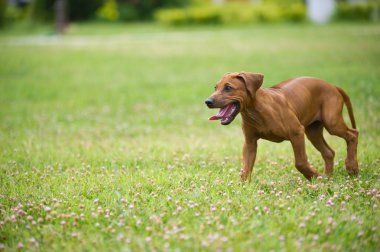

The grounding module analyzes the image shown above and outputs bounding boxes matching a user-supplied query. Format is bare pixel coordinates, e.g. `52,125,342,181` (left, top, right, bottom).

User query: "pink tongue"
208,104,235,121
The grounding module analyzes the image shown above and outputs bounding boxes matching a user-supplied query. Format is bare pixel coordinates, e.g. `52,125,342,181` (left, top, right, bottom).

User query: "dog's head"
205,72,264,125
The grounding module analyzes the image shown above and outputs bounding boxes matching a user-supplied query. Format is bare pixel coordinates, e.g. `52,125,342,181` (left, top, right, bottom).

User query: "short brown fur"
206,72,359,181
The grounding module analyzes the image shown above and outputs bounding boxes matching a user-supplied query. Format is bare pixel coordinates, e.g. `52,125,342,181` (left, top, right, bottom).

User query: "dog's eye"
223,85,233,92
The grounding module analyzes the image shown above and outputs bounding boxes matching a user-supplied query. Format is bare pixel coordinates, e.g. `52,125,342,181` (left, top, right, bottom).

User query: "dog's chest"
252,123,287,143
257,131,285,143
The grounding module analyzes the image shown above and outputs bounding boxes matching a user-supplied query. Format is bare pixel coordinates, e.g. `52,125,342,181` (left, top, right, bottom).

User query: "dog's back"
268,77,344,127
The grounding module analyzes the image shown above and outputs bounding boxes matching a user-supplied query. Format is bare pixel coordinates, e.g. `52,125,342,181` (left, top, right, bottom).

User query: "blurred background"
0,0,379,162
0,0,379,32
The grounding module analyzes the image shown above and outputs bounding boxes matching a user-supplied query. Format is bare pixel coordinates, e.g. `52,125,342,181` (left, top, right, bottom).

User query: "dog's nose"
205,98,214,107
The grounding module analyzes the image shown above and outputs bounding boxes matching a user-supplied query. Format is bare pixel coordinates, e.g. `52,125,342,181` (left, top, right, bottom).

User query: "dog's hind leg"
322,89,359,175
305,122,335,176
324,116,359,175
290,126,321,180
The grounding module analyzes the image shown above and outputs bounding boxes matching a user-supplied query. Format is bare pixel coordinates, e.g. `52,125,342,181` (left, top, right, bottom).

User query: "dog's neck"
240,88,273,130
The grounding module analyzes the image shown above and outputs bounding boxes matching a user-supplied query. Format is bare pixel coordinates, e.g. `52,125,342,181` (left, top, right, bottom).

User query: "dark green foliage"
117,2,139,21
68,0,104,21
30,0,54,22
0,0,6,27
30,0,104,22
335,3,374,21
29,0,189,23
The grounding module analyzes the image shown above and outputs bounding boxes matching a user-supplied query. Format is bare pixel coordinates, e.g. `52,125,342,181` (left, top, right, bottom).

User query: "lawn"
0,22,380,251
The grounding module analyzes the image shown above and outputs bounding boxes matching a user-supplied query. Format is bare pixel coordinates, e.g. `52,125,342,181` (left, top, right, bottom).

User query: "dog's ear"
237,72,264,96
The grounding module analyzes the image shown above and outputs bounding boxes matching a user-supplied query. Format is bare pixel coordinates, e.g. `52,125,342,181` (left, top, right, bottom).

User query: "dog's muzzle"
207,101,240,125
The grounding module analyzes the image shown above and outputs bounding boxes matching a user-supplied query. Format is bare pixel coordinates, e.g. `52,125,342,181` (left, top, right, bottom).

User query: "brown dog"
205,72,359,181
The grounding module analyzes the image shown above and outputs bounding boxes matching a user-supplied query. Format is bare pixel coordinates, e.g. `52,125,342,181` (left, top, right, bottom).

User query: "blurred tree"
31,0,104,22
0,0,6,27
54,0,66,33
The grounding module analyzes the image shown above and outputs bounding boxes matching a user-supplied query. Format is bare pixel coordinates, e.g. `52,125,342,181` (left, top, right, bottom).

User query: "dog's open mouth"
208,102,240,125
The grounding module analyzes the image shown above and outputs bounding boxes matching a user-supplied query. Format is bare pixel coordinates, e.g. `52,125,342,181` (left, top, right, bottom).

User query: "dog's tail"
336,86,356,129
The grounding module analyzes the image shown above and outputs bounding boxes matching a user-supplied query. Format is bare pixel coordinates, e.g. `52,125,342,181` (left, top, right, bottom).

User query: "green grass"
0,22,380,251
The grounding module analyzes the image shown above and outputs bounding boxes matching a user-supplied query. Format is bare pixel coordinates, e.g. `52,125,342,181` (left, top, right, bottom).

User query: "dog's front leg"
241,140,257,182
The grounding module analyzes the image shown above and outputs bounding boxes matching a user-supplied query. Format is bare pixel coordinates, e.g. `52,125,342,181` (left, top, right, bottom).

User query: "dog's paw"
240,169,251,182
